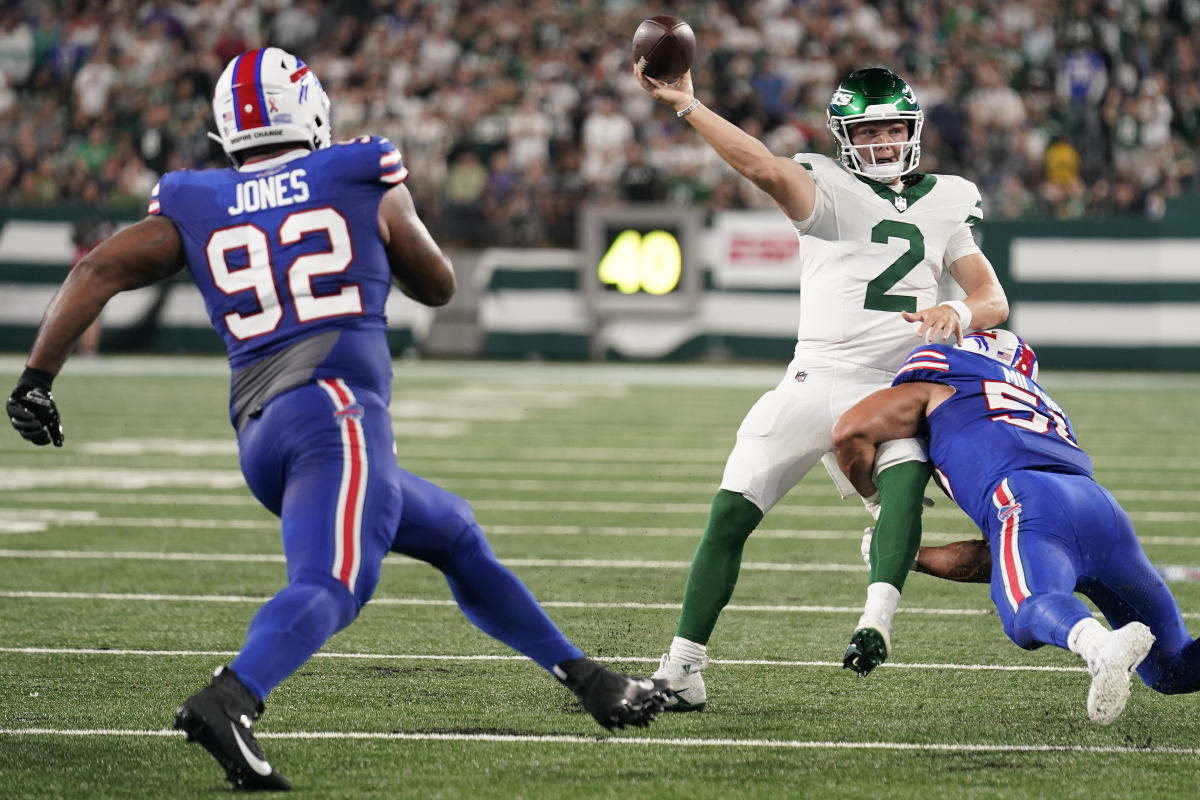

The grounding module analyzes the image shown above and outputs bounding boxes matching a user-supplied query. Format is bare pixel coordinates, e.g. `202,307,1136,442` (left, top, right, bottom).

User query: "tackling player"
6,48,671,791
637,65,1009,709
833,330,1200,723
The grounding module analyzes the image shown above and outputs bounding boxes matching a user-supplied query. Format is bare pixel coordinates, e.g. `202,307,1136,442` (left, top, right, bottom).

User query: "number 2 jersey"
789,154,984,372
148,136,408,428
892,344,1094,533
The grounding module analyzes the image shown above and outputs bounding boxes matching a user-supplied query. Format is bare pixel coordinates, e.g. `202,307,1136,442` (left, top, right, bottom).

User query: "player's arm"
27,215,185,375
8,215,185,446
832,382,938,498
377,183,456,307
635,67,816,221
903,252,1009,345
914,538,991,583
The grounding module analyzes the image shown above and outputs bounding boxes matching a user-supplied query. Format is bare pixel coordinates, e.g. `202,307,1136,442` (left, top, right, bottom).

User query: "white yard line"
0,645,1088,673
1,726,1195,755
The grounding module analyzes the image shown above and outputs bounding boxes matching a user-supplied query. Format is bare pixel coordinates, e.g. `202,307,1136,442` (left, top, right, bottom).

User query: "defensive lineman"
637,65,1009,709
833,331,1200,723
7,48,670,790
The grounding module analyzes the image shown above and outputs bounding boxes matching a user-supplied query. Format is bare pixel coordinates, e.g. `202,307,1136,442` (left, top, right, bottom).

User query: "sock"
667,636,708,667
870,460,930,591
675,489,764,645
856,582,900,650
230,578,359,701
443,521,583,672
1068,617,1108,663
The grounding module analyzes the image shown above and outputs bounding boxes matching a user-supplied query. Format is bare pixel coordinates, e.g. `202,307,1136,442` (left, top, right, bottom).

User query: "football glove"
7,369,64,447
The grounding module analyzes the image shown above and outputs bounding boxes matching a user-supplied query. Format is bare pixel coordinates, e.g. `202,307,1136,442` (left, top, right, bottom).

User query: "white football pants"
719,351,926,513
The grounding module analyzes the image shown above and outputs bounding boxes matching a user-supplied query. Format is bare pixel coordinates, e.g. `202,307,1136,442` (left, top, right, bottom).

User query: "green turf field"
1,358,1198,799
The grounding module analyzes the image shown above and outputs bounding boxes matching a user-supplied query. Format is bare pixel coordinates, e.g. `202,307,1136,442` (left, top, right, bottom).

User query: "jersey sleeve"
789,153,833,234
147,172,178,217
332,135,408,187
892,344,954,386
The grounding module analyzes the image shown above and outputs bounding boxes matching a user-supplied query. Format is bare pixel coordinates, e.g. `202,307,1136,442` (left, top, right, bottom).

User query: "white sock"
1068,617,1108,663
856,582,901,632
668,636,708,667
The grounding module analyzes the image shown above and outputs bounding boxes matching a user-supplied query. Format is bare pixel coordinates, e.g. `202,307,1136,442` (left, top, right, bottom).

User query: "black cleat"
174,666,292,792
556,657,674,732
843,627,889,678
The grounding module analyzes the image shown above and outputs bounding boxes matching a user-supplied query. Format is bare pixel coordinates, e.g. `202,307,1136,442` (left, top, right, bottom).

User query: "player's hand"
7,381,64,447
860,527,873,566
634,64,695,111
903,305,965,344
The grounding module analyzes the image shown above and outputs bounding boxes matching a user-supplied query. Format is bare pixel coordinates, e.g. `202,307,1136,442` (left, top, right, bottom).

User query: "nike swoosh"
229,722,273,777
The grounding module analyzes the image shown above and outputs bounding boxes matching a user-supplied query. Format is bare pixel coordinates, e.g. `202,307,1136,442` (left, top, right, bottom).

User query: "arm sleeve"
942,224,982,267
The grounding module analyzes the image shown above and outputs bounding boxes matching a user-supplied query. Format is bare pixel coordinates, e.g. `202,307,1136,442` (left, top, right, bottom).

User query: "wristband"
18,366,55,390
676,99,701,118
938,300,972,333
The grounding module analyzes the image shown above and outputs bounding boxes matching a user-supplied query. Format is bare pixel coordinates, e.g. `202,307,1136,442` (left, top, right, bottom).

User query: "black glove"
7,367,64,447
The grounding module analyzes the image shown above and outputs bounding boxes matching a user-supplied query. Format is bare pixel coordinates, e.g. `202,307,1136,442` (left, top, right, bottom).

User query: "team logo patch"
997,502,1021,522
794,370,807,382
334,403,364,423
894,196,907,212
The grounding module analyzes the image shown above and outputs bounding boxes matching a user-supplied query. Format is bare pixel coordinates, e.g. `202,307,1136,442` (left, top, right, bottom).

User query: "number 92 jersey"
892,343,1093,532
789,154,983,372
149,136,407,390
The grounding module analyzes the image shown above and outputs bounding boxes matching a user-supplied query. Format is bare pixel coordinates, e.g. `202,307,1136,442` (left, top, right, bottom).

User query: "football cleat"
1086,622,1155,726
652,653,707,712
843,626,889,678
174,666,292,792
556,657,673,731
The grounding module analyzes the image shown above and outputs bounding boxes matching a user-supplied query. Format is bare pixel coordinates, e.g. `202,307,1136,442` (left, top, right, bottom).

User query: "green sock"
870,460,931,592
674,489,764,645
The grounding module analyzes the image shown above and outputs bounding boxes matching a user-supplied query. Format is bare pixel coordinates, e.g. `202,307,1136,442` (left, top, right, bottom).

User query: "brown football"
632,15,696,83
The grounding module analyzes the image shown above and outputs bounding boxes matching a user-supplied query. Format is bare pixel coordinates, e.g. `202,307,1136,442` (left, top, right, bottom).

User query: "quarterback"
637,65,1009,709
834,331,1200,723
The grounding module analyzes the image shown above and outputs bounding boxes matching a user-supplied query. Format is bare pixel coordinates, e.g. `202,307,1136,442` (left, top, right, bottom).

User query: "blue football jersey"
892,344,1093,531
149,136,408,403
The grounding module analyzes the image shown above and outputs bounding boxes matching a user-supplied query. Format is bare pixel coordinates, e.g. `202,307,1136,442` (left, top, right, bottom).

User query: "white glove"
861,527,873,565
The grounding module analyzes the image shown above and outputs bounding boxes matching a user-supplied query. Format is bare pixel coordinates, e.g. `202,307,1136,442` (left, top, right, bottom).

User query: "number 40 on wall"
597,228,682,295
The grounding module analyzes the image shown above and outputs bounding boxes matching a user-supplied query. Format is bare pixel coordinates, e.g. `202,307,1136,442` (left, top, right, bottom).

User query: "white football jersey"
789,153,983,371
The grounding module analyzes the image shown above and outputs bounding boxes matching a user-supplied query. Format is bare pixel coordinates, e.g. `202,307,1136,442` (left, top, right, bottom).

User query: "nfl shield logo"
894,196,907,212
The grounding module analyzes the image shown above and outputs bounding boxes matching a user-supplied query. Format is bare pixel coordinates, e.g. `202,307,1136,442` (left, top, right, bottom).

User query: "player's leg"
1076,485,1200,695
656,361,837,709
389,469,670,730
989,473,1155,724
176,381,400,789
842,439,930,676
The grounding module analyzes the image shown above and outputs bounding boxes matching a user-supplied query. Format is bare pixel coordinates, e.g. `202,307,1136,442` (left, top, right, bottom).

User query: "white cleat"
1086,622,1155,726
652,653,707,712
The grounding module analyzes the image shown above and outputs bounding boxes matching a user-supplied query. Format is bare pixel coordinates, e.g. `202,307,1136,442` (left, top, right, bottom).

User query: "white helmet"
211,47,331,165
958,329,1039,381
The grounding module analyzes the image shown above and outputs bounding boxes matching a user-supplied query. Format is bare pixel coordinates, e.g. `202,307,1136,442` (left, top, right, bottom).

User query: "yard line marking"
7,591,1195,620
0,512,1196,547
0,646,1089,673
0,548,867,571
1,727,1196,755
0,491,1196,524
0,590,997,616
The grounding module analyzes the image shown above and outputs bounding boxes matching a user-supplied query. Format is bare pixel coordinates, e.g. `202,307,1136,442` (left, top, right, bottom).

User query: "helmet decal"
231,49,268,132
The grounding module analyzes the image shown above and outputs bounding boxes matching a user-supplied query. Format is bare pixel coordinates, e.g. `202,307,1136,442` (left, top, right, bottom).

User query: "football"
632,15,696,83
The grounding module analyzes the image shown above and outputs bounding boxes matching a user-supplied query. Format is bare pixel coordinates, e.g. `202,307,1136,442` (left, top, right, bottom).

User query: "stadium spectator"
1,1,1199,229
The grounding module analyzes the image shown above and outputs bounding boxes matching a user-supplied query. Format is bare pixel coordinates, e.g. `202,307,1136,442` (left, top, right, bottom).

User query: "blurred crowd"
1,0,1198,247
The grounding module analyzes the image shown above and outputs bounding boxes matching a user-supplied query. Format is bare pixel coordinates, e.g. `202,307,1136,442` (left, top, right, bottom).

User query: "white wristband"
939,299,972,333
676,99,701,118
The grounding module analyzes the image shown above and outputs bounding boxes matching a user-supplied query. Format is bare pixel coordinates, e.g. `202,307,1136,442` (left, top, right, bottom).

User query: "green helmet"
827,67,923,181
